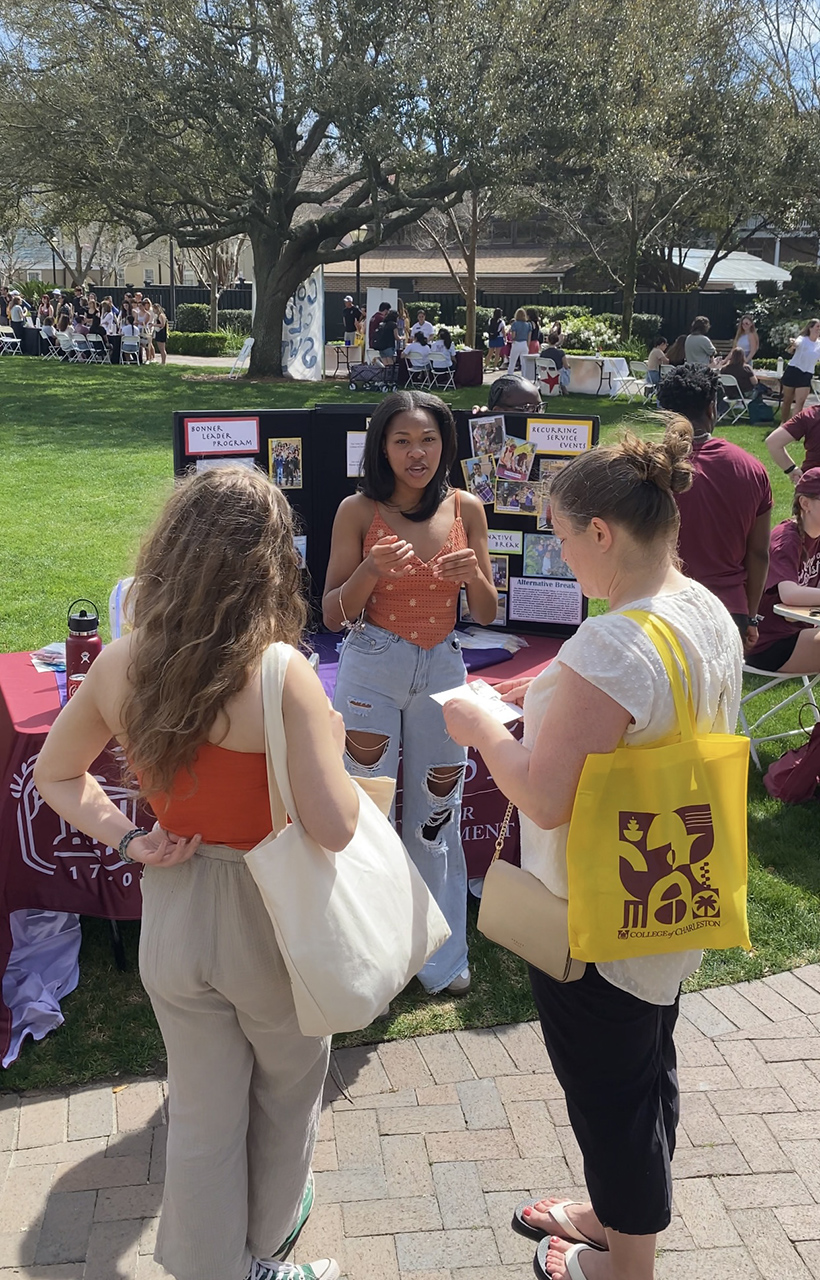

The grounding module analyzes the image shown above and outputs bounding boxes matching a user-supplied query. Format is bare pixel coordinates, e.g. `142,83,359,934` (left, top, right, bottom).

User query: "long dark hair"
360,391,458,523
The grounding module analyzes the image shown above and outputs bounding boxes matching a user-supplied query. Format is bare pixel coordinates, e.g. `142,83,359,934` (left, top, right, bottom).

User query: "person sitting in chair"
747,468,820,674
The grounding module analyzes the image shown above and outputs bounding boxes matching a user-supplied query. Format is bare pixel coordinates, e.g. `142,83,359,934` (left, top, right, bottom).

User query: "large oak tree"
0,0,530,375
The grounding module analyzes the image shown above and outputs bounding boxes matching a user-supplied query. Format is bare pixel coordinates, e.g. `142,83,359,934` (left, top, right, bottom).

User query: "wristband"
784,464,797,475
749,615,764,627
118,827,149,863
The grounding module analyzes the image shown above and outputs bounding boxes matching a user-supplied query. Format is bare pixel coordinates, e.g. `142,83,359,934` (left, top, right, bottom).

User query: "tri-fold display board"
172,405,600,638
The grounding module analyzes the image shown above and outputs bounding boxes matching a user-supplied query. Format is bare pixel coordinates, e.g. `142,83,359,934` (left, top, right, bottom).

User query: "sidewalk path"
3,967,820,1278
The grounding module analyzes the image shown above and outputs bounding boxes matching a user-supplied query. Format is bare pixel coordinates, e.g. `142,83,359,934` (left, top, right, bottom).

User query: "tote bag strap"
259,643,302,834
621,610,696,743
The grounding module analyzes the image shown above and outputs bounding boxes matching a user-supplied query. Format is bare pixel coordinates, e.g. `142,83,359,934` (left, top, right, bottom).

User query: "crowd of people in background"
1,283,168,363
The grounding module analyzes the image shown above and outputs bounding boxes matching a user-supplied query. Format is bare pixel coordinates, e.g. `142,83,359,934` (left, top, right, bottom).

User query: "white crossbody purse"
477,802,585,983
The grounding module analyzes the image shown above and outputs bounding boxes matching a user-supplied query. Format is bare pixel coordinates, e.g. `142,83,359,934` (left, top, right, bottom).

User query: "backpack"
748,393,775,424
372,322,393,351
763,719,820,804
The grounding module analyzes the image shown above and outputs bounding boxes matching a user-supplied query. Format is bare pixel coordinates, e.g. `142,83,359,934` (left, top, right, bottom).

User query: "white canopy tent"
672,248,792,292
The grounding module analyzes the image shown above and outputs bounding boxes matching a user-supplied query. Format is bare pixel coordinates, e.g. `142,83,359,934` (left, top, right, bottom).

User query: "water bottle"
66,600,102,699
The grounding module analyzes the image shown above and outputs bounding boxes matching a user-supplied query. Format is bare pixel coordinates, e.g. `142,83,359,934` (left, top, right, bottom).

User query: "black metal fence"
92,284,253,320
87,283,748,340
324,289,750,342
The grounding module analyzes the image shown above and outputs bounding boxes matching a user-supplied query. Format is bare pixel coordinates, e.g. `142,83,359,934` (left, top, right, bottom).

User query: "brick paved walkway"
3,968,820,1279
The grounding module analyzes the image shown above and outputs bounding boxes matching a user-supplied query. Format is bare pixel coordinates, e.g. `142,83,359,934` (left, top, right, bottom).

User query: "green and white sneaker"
271,1171,315,1261
249,1260,340,1280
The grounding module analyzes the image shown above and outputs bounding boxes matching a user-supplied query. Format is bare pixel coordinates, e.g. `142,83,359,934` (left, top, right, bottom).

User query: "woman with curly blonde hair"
35,466,356,1280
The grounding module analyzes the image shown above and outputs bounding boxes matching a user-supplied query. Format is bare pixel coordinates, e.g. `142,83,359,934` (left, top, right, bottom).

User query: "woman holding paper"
323,390,497,998
440,421,742,1280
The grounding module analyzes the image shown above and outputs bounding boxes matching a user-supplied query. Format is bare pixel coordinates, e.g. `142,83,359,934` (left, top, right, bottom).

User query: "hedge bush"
563,347,646,361
219,309,253,335
630,312,665,345
166,331,230,356
175,303,210,332
409,300,441,324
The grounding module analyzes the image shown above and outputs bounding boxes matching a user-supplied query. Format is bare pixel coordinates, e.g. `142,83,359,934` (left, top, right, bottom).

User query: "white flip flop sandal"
513,1199,603,1248
535,1238,596,1280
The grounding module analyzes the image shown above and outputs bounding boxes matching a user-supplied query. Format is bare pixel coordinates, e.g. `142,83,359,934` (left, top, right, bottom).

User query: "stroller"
348,360,400,392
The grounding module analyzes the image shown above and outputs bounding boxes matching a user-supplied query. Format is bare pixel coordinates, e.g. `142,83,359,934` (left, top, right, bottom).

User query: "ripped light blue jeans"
333,621,468,993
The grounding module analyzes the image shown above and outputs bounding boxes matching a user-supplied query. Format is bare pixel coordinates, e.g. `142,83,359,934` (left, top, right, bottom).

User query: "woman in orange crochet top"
323,391,497,1000
34,467,357,1280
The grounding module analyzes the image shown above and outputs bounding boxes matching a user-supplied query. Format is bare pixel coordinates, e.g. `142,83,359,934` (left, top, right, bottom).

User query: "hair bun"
618,419,693,495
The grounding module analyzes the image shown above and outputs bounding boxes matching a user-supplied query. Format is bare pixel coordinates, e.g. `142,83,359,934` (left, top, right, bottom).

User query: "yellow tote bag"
567,612,751,963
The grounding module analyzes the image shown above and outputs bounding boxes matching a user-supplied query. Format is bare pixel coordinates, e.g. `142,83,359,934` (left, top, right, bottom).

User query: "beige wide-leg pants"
139,843,331,1280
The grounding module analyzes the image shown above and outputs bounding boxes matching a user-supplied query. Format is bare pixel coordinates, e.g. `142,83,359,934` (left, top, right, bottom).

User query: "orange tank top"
147,743,271,851
362,492,467,649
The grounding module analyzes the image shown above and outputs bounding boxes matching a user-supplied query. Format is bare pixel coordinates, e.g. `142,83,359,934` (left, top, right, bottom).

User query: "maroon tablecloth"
0,652,146,1062
0,635,560,1058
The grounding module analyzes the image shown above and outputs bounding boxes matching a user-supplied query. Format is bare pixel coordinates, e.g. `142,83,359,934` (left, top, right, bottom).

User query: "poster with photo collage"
457,411,598,632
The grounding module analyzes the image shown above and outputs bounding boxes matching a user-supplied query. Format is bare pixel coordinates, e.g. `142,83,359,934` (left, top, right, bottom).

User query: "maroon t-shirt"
750,520,820,654
783,405,820,470
675,436,773,614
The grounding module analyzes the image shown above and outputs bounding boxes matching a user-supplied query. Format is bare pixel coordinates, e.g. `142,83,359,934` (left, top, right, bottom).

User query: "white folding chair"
739,665,820,770
535,357,561,397
716,374,751,424
0,326,22,355
405,353,432,389
108,577,136,639
72,335,93,361
39,331,60,360
56,331,80,361
615,360,649,404
428,353,455,391
120,337,141,364
85,334,110,363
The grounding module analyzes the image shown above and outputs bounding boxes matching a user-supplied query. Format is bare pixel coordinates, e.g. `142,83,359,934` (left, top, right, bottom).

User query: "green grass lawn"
1,359,817,1089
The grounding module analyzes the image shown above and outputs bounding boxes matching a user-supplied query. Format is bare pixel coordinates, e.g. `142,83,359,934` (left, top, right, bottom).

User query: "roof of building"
323,247,573,277
672,248,792,291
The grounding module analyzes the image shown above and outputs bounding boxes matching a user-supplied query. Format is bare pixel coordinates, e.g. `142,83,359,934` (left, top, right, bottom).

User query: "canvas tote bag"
477,802,586,983
566,612,751,964
244,642,451,1037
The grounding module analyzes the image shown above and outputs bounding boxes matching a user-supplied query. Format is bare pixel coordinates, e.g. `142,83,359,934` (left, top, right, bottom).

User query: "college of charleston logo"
617,805,720,939
10,753,138,875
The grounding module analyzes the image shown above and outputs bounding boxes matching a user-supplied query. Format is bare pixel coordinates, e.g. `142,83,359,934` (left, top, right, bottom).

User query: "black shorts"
781,366,813,389
748,631,800,671
529,962,679,1236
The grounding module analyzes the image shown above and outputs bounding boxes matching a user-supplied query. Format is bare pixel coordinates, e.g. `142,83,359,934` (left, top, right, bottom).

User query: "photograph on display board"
469,414,505,459
460,588,507,627
495,436,536,482
461,455,496,504
523,533,575,580
489,554,509,591
534,457,569,529
494,478,539,516
268,438,303,489
536,456,570,483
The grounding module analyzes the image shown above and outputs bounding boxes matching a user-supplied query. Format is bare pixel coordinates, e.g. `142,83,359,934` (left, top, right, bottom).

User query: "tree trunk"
248,226,308,378
465,190,479,349
210,280,219,331
620,223,639,342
